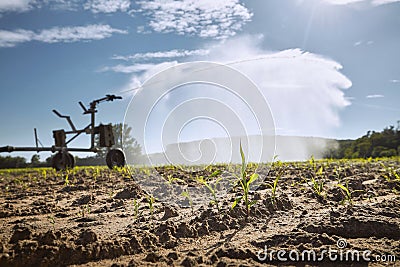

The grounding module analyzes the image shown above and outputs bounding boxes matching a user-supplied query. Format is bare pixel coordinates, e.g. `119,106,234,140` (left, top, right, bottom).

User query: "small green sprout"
310,166,325,198
232,142,259,217
64,174,69,187
146,195,155,218
48,215,56,230
133,199,141,219
197,175,222,212
336,180,363,205
266,175,280,204
166,174,184,185
181,190,193,213
41,169,47,180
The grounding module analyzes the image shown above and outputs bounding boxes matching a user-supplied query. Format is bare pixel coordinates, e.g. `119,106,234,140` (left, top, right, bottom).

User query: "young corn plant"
132,199,141,219
48,215,56,230
336,180,363,205
181,190,194,213
197,175,222,212
308,155,317,173
64,173,70,187
41,169,47,180
166,174,184,185
266,172,281,205
333,166,342,184
381,163,400,183
310,166,325,198
232,142,259,217
146,195,155,218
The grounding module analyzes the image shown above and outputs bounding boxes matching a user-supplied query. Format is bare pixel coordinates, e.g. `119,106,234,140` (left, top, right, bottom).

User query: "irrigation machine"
0,94,126,170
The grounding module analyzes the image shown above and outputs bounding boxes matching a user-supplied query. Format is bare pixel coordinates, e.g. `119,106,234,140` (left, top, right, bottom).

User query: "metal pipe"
0,146,96,153
34,128,38,151
91,112,95,149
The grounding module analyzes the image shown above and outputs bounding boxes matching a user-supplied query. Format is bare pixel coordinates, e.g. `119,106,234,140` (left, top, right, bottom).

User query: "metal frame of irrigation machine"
0,94,126,171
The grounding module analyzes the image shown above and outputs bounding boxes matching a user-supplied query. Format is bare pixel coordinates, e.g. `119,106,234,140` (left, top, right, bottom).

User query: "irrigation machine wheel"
106,148,126,169
52,152,75,171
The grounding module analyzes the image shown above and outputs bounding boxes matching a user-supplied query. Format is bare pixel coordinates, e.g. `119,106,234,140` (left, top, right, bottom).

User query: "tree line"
325,122,400,159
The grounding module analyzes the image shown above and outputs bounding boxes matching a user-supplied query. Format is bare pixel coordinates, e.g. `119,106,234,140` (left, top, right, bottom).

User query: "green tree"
325,121,400,159
30,154,40,166
0,156,27,169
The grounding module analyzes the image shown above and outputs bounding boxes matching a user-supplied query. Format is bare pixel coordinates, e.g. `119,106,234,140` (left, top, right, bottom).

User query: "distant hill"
141,135,337,165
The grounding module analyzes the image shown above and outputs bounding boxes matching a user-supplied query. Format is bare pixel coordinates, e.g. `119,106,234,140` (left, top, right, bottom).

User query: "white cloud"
390,79,399,83
366,94,384,98
0,0,34,12
119,61,178,92
43,0,81,11
371,0,400,5
34,24,127,43
321,0,400,5
0,24,127,47
353,40,374,47
0,29,33,47
84,0,130,13
100,63,159,73
135,0,253,39
321,0,364,4
112,49,210,61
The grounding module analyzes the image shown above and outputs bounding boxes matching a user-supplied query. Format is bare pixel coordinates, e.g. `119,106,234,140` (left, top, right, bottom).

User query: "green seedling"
266,175,280,204
334,166,342,184
197,175,222,212
64,174,70,187
181,190,193,213
382,164,400,182
308,155,317,173
93,167,100,180
336,180,363,205
210,169,222,178
265,158,284,204
48,215,56,230
166,174,184,185
146,195,155,218
142,168,151,176
41,169,47,180
133,199,141,219
232,142,259,217
310,166,325,198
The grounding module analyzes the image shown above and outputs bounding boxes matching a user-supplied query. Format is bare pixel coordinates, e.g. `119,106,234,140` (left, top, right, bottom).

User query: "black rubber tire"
52,152,75,171
106,149,126,169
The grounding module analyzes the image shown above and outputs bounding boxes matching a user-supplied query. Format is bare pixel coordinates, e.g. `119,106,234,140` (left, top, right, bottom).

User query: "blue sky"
0,0,399,160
